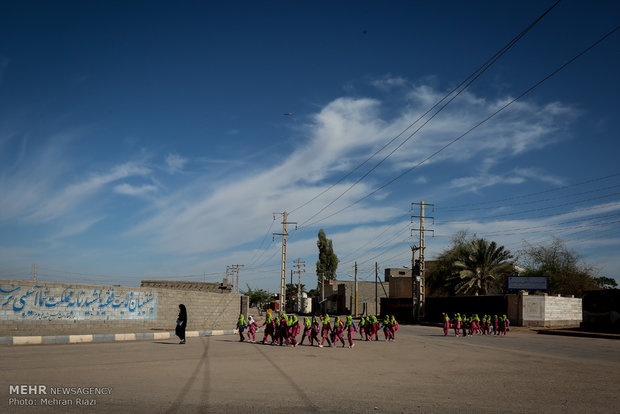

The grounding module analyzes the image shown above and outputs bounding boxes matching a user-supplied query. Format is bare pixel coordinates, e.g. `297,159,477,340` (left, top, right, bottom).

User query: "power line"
442,192,620,224
338,216,411,264
301,24,620,229
246,216,277,267
439,172,620,211
289,0,562,223
440,182,620,213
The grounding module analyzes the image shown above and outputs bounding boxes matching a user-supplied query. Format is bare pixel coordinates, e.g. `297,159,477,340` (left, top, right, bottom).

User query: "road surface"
1,325,618,413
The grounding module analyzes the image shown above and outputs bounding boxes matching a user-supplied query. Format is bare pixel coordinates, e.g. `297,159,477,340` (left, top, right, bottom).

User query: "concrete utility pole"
230,265,244,294
354,261,358,317
273,211,296,314
293,258,306,313
375,262,378,315
411,201,434,321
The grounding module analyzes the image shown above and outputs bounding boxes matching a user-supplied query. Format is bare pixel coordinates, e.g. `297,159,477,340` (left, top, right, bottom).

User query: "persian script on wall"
0,283,158,321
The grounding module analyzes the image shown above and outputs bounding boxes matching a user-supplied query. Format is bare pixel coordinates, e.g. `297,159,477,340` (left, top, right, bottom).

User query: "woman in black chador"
176,304,187,344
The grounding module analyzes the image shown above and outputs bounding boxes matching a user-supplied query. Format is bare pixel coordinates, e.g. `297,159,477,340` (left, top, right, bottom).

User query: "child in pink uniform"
246,315,258,342
311,316,320,346
332,316,346,347
345,315,356,348
299,317,312,345
320,314,332,348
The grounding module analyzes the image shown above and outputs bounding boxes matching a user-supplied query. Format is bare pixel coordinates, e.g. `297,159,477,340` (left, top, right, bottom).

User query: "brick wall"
0,279,240,336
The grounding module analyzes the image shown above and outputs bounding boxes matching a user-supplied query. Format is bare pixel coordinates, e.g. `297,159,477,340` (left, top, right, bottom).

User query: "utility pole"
273,211,296,315
293,258,306,313
226,265,232,287
375,262,378,315
354,261,358,317
411,201,434,322
33,263,37,282
229,265,244,294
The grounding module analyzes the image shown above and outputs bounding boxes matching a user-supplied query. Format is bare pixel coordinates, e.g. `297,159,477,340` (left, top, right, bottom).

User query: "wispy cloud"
165,153,187,174
122,84,579,257
0,80,584,280
26,162,151,222
43,217,105,242
115,183,157,196
0,131,151,224
371,74,407,91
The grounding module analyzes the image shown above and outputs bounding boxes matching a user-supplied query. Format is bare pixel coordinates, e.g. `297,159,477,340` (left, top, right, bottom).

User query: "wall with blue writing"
0,282,158,321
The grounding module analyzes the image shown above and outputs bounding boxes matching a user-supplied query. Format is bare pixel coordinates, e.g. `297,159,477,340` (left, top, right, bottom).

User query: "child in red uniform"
299,317,312,345
453,313,461,337
390,315,398,341
345,315,356,348
320,314,332,348
246,315,258,342
332,316,346,347
260,311,275,344
311,316,320,346
288,314,300,347
442,313,450,336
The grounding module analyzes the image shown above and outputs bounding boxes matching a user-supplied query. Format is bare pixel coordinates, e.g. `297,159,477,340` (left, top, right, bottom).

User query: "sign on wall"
0,283,158,321
506,276,548,291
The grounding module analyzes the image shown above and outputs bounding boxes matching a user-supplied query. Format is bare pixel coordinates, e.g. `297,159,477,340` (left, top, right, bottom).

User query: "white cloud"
122,84,581,259
371,74,407,91
512,167,565,186
0,79,589,289
0,131,152,224
165,153,187,174
115,183,157,196
26,162,151,222
44,217,105,241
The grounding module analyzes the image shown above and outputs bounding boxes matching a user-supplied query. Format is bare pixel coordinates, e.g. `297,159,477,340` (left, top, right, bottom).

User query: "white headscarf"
247,315,255,324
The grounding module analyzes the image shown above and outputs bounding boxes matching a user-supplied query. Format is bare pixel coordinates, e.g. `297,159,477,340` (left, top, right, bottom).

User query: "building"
318,279,390,316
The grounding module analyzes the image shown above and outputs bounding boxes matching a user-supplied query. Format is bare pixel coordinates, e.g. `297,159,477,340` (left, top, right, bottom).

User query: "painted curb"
1,328,246,346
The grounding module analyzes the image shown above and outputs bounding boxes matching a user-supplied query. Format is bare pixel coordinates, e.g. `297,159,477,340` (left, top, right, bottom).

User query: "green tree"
592,276,618,289
316,229,339,286
518,238,603,297
449,238,514,296
427,231,472,296
241,284,272,309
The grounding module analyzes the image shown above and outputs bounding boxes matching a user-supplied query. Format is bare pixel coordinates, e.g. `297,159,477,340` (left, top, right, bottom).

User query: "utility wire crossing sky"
0,1,619,291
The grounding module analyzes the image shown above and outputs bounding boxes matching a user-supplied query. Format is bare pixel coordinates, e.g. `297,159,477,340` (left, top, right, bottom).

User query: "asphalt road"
1,325,619,413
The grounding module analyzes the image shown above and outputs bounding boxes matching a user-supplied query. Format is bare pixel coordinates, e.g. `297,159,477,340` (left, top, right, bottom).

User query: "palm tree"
450,238,513,295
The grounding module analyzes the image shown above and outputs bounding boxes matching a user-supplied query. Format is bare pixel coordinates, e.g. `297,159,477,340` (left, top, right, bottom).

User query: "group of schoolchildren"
442,312,510,337
236,310,399,348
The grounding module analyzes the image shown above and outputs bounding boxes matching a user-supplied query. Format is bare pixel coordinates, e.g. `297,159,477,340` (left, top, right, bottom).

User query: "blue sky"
1,1,619,291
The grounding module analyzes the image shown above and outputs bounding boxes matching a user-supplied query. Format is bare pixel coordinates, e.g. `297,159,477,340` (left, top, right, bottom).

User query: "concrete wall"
384,268,412,282
0,279,240,336
389,276,413,299
519,293,582,328
321,280,389,315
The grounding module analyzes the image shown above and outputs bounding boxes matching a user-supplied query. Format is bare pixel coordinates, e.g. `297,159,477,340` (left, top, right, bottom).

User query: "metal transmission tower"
411,201,434,321
273,211,296,314
293,258,306,313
